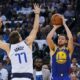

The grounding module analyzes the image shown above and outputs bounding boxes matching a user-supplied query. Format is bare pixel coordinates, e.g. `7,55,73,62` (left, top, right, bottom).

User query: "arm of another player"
0,18,10,54
62,16,74,55
25,4,40,48
46,25,61,52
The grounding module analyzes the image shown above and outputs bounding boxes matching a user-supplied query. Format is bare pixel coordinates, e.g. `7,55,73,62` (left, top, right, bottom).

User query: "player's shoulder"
64,47,69,51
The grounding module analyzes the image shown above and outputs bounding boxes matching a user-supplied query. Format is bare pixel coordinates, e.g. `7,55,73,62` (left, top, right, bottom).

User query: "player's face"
58,35,67,47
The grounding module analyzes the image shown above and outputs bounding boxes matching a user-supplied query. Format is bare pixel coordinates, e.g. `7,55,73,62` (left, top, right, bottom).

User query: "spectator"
70,65,79,80
33,57,50,80
64,5,75,19
3,56,11,80
0,48,7,61
0,61,8,80
71,58,80,68
59,0,70,4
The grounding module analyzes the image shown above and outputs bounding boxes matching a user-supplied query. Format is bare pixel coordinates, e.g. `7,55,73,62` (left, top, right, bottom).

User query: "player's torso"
51,47,71,76
8,41,33,73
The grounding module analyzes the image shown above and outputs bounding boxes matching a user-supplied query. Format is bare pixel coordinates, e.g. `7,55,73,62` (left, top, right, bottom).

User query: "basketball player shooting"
47,14,74,80
0,4,41,80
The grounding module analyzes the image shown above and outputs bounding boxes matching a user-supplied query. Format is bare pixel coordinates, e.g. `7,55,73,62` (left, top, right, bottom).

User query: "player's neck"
58,45,66,49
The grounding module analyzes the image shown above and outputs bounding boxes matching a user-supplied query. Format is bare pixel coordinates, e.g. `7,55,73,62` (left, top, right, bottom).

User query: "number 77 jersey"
8,41,33,74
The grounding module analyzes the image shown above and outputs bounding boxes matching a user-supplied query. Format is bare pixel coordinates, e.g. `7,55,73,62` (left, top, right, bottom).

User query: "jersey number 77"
15,52,27,63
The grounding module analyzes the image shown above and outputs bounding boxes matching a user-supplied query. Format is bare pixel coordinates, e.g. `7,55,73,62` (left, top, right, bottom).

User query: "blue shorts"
52,76,71,80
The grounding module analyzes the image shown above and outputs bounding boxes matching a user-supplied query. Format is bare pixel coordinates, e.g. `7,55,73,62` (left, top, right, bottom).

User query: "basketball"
51,14,63,25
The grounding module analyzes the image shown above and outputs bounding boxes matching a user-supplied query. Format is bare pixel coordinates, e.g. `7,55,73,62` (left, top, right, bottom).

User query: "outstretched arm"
62,16,74,54
46,25,61,51
0,18,9,53
25,4,40,48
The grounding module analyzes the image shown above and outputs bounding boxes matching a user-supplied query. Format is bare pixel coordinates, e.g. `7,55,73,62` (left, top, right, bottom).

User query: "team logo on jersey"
56,51,67,64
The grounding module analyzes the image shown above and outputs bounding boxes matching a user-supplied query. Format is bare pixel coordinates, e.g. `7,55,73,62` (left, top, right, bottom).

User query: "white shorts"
11,78,31,80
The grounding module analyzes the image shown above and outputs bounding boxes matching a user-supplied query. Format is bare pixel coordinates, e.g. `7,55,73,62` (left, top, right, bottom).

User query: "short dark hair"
9,31,20,44
34,57,43,63
58,33,68,40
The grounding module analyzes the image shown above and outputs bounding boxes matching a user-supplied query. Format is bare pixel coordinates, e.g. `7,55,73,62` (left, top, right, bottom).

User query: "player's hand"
33,4,41,14
60,15,66,25
53,25,61,29
0,18,2,28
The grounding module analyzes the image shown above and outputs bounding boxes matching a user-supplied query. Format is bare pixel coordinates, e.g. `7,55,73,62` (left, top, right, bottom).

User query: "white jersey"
8,41,33,74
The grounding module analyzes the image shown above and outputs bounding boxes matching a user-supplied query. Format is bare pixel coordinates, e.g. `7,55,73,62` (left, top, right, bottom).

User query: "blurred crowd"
0,0,77,40
0,0,80,80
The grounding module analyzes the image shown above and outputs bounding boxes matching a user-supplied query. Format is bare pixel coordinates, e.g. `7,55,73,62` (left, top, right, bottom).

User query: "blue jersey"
36,75,43,80
51,47,71,77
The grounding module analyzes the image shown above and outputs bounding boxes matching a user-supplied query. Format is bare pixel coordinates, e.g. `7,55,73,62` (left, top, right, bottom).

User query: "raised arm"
0,18,9,53
25,4,40,48
46,25,61,51
62,16,74,54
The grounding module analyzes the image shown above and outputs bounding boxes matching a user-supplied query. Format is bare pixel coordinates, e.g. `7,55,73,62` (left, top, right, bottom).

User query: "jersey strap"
24,40,28,46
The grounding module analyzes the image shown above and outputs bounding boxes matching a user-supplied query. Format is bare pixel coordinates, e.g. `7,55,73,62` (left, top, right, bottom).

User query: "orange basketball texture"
51,14,63,25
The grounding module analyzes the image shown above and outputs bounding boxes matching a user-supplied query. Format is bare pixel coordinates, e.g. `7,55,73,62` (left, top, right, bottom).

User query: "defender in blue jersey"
47,14,74,80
